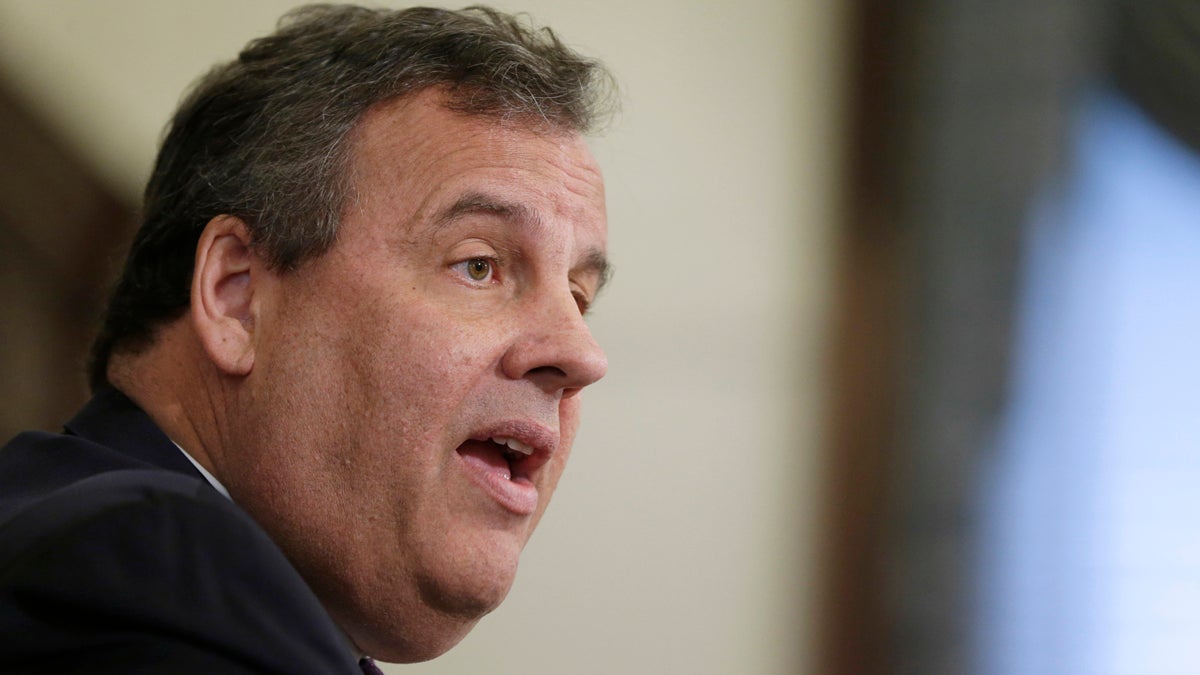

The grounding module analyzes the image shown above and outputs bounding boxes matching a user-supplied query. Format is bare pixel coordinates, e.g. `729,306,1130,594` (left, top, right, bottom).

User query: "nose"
501,291,608,396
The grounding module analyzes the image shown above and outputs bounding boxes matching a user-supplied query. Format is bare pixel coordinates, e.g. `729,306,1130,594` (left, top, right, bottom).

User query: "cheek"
336,302,511,460
558,395,584,442
545,396,583,490
348,298,469,384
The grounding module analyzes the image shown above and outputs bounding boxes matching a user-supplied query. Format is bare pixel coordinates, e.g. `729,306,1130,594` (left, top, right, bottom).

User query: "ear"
191,215,264,377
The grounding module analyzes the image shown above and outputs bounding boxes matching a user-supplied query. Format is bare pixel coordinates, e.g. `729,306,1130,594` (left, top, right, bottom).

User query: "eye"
453,257,495,283
573,291,591,315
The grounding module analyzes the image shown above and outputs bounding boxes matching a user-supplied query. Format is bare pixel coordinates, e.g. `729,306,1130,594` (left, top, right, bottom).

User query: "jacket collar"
64,386,200,479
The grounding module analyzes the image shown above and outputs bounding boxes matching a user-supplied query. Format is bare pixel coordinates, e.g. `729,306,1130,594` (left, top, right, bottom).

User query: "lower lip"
458,453,540,516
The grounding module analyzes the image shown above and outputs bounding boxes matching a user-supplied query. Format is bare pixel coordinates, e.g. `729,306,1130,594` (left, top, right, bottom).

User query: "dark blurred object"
1110,0,1200,155
821,1,1110,673
0,77,135,441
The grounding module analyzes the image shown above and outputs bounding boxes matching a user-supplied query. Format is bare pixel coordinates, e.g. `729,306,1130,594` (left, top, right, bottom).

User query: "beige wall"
0,1,843,672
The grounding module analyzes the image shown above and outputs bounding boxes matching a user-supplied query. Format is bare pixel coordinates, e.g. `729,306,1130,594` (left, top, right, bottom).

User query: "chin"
432,524,527,607
359,578,509,664
419,557,518,619
359,558,517,662
366,618,481,664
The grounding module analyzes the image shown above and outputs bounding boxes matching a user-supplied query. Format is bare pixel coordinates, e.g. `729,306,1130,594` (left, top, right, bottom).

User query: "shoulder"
0,427,170,521
0,465,250,572
0,460,357,673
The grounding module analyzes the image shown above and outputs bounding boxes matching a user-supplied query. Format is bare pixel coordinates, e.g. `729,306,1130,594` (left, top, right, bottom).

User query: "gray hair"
89,4,615,389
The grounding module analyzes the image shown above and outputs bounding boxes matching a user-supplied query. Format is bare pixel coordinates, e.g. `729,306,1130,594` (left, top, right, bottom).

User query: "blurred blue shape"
977,89,1200,674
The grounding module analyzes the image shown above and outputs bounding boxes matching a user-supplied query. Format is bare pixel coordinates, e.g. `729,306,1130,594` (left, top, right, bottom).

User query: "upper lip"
467,419,557,478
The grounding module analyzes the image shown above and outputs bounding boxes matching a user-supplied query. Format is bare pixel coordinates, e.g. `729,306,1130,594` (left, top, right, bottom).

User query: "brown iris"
466,258,491,281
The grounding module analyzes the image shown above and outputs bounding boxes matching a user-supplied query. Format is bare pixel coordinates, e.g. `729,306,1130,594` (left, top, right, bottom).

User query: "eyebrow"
436,191,612,293
578,248,612,295
436,192,540,231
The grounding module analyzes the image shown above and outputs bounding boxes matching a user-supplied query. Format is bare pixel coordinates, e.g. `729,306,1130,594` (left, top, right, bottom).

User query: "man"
0,5,612,672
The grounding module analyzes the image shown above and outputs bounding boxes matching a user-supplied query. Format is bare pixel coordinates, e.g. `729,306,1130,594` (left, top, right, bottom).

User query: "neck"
107,319,231,488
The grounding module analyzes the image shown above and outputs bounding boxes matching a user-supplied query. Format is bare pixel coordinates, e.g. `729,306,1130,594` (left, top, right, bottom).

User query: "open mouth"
456,435,542,515
456,436,536,483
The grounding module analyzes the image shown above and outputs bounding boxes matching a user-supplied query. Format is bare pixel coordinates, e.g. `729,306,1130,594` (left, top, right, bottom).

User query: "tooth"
491,436,532,455
504,438,532,455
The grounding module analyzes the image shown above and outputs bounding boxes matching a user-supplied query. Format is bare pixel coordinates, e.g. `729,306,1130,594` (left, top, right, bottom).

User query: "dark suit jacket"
0,387,362,674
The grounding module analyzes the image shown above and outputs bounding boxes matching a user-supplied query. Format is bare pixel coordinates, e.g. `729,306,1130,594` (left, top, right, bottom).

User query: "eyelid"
449,238,504,262
571,284,595,315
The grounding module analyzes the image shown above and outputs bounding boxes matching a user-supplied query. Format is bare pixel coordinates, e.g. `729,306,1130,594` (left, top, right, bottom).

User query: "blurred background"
2,1,1198,673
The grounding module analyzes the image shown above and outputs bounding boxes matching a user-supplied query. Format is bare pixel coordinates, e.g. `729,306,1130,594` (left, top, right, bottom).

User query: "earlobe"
191,215,261,377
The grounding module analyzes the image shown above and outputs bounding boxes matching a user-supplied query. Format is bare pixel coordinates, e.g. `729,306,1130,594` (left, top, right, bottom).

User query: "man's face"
225,89,608,661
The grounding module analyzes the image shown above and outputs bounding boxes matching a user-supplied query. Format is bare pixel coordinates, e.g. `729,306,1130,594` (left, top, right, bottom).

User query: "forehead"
343,90,607,238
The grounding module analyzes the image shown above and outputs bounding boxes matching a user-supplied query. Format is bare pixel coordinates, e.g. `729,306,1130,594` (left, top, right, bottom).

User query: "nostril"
526,365,568,379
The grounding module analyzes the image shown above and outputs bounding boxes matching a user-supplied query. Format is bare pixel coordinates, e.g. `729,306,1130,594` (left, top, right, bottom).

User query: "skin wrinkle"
435,192,611,301
434,190,609,309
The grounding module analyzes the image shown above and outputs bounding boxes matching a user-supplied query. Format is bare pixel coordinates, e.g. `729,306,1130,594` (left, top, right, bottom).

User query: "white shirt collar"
170,441,232,500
